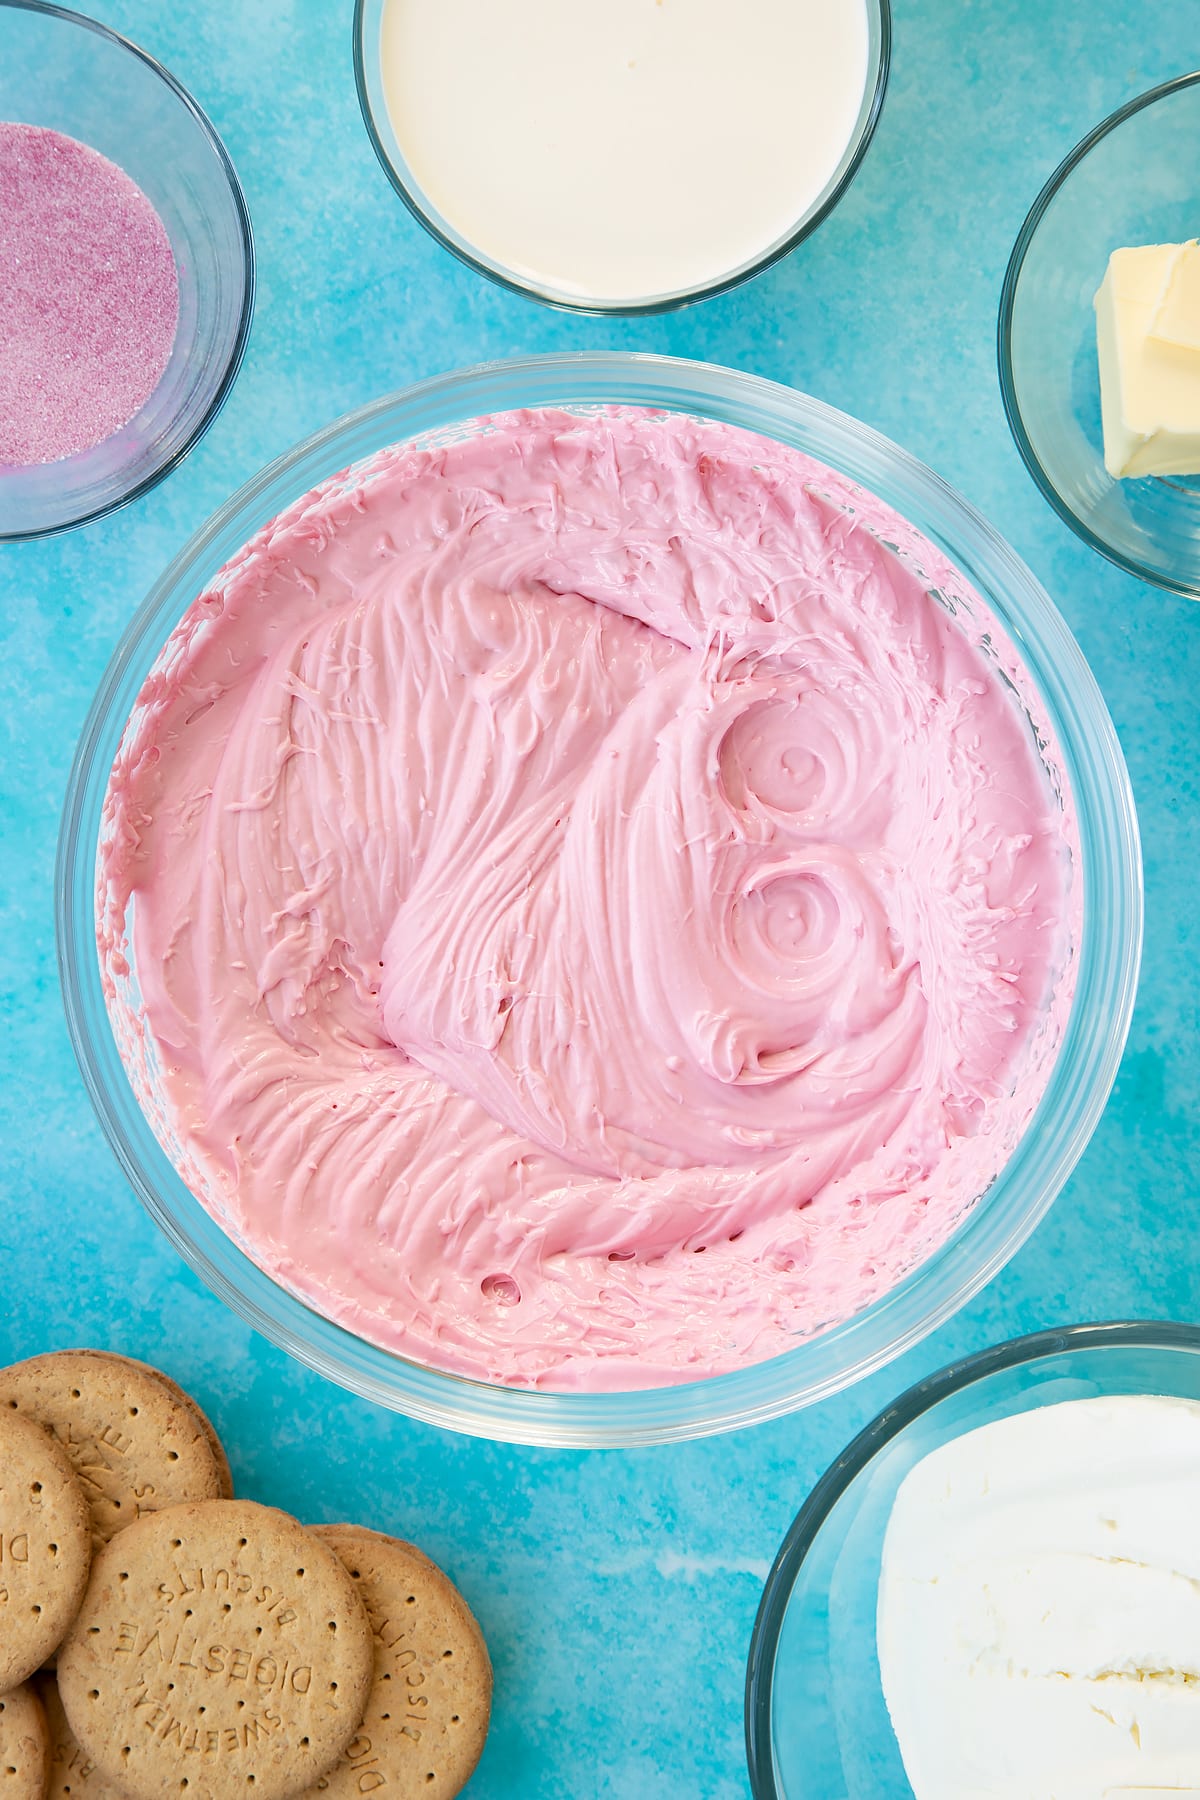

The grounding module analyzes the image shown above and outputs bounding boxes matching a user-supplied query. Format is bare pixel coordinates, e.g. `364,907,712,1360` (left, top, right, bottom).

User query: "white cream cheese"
877,1395,1200,1799
1095,241,1200,478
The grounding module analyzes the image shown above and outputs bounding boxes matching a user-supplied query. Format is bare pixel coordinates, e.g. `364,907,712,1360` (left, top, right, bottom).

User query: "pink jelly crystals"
0,123,179,467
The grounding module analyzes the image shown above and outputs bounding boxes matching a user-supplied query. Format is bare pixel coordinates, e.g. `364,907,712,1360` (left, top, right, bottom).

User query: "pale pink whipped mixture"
99,409,1074,1389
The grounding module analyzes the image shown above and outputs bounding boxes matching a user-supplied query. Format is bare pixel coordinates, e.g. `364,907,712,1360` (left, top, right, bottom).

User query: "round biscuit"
38,1677,124,1799
302,1525,491,1800
57,1498,374,1800
0,1351,228,1549
0,1682,50,1799
85,1354,233,1502
0,1409,92,1689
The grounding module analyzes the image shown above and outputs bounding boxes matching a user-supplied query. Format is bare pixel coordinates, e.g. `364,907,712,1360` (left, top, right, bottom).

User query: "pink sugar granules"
0,123,179,467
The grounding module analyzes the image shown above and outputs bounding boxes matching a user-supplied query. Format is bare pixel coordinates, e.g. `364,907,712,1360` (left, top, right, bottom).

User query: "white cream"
877,1396,1200,1799
377,0,870,303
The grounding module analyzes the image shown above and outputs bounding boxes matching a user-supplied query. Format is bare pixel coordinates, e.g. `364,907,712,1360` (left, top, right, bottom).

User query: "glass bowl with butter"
746,1320,1200,1798
999,71,1200,597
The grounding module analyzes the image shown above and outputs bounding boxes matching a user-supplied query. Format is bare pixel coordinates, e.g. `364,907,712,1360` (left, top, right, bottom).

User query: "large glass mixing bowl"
57,354,1141,1446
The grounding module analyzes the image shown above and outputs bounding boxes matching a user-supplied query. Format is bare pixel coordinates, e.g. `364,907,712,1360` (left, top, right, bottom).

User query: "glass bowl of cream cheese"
999,71,1200,597
746,1320,1200,1798
353,0,890,313
57,353,1140,1447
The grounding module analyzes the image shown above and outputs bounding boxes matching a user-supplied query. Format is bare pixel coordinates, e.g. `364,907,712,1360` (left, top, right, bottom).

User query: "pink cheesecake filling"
98,410,1075,1389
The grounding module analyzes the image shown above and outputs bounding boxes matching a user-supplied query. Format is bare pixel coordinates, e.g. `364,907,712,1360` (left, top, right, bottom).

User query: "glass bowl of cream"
746,1321,1200,1799
352,0,890,313
999,71,1200,597
0,0,254,540
57,353,1140,1447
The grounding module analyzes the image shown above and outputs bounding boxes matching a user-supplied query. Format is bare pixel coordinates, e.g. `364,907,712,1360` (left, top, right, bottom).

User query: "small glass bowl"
0,0,254,540
352,0,891,315
999,72,1200,597
58,353,1141,1448
746,1321,1200,1798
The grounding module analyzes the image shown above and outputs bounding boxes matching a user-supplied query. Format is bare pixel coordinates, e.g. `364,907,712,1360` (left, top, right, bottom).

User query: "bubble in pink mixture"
0,122,179,468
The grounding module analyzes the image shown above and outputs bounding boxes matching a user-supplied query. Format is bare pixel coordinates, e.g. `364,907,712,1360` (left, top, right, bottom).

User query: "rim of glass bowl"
744,1319,1200,1799
56,352,1142,1449
0,0,255,543
350,0,891,316
997,69,1200,597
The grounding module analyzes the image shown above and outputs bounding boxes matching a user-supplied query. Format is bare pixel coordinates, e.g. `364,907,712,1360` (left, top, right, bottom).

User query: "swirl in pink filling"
99,410,1074,1388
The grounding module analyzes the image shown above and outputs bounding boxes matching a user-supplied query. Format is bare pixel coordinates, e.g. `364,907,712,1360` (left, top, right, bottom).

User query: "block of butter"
1094,239,1200,478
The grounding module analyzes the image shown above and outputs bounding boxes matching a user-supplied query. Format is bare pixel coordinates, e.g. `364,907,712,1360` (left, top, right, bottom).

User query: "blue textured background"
2,5,1198,1795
